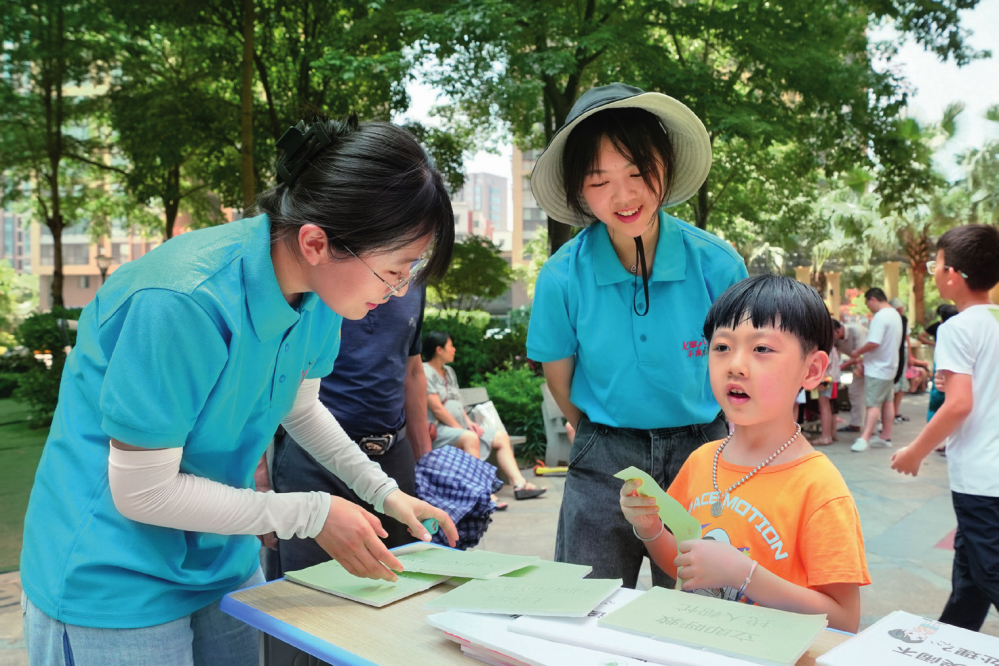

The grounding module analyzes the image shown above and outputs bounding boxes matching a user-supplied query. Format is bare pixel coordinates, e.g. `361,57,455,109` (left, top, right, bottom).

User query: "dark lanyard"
633,236,650,316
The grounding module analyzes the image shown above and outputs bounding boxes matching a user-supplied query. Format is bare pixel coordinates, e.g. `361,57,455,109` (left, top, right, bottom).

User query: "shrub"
0,349,38,374
0,373,20,399
485,364,547,461
13,307,82,426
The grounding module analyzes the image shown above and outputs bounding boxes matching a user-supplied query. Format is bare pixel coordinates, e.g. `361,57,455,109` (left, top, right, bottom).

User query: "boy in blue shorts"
621,275,870,632
890,224,999,631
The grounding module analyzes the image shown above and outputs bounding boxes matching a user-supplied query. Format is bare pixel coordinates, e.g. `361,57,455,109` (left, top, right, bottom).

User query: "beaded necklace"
710,423,802,518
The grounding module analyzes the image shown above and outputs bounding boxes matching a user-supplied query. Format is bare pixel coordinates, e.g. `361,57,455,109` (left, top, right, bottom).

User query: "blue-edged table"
222,578,849,666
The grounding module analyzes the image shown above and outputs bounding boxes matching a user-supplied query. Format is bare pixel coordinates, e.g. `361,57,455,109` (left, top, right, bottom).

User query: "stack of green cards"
285,560,449,608
447,559,593,586
394,545,540,579
425,576,622,617
598,587,827,666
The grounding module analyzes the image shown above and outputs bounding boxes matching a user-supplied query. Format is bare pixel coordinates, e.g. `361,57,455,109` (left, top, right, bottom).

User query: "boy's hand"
619,479,662,538
890,446,925,477
674,539,748,591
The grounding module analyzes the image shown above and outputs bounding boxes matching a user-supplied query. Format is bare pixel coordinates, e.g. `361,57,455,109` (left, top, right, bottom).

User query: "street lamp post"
96,251,112,285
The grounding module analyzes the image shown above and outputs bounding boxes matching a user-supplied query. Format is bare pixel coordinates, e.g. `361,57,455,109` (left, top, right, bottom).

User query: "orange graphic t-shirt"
667,441,871,601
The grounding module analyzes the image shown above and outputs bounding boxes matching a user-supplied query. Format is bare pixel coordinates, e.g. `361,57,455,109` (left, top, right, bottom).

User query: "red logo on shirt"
684,338,708,358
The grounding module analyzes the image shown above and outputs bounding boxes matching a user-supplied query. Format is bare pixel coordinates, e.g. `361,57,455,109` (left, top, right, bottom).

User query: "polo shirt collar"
593,211,687,285
243,215,320,342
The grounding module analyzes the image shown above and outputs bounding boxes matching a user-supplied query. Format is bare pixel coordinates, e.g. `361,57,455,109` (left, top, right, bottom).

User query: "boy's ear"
800,350,830,390
298,224,329,266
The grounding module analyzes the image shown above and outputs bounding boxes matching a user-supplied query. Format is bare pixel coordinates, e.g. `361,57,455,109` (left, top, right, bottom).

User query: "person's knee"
492,432,511,450
458,432,480,457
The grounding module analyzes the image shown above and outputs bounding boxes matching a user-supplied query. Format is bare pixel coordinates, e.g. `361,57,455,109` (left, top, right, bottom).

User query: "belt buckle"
358,433,394,456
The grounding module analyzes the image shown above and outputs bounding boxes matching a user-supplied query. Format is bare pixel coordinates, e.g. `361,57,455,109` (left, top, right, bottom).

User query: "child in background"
890,224,999,632
621,275,870,632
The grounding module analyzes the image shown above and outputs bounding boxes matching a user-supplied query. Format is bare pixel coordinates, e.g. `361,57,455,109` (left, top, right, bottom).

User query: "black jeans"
940,491,999,631
555,412,728,589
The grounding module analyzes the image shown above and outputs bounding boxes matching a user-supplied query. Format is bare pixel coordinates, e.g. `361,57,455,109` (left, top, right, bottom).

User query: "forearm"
404,359,432,459
741,568,859,632
638,526,679,578
542,359,583,429
905,401,972,459
282,379,398,512
852,342,879,357
429,399,464,429
109,445,330,539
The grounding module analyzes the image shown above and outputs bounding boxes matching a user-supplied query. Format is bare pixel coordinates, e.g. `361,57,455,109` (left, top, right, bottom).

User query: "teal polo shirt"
527,211,748,430
21,215,342,628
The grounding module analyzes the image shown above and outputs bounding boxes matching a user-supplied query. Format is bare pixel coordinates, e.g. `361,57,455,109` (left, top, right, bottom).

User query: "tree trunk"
902,227,931,327
693,178,710,229
240,0,255,212
49,216,64,309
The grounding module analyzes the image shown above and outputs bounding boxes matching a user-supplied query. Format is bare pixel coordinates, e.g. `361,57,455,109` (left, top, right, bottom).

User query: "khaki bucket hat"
530,83,712,227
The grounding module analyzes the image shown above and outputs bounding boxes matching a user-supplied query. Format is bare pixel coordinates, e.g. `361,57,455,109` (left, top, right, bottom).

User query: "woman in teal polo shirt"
20,115,458,665
527,84,748,588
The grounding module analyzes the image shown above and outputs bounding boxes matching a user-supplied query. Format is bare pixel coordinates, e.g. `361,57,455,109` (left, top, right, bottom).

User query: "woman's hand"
674,539,750,591
619,479,662,538
468,422,485,438
382,490,459,547
314,497,404,581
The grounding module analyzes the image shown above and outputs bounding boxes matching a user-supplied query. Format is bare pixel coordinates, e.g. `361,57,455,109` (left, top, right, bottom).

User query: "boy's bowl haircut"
703,275,834,355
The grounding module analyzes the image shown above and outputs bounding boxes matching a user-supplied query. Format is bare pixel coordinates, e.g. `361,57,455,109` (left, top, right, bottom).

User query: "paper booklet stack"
816,610,999,666
430,585,831,666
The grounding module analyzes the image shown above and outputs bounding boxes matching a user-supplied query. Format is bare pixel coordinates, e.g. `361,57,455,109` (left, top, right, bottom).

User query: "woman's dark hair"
703,275,835,355
831,318,843,332
422,330,450,361
562,107,676,221
937,224,999,292
256,114,455,283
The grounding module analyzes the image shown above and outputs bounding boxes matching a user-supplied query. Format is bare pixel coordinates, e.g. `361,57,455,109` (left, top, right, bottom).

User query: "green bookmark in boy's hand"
614,467,702,590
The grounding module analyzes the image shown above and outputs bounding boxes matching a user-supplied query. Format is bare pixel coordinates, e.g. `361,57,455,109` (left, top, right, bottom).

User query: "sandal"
513,482,546,500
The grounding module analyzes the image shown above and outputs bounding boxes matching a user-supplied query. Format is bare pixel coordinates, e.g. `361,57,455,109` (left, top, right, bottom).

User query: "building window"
77,276,90,289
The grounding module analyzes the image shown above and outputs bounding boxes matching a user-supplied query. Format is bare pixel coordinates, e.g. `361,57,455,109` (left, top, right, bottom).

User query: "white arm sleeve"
281,379,399,513
108,446,330,539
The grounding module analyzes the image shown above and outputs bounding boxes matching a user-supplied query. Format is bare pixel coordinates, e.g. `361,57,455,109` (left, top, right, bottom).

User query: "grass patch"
0,398,47,573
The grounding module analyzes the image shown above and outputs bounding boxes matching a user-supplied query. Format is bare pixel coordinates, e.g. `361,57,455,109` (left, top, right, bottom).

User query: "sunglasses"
343,246,429,295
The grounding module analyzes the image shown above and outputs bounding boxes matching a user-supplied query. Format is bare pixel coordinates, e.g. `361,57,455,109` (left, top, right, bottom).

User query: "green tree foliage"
958,105,999,226
13,308,81,425
0,0,116,307
0,262,38,350
403,0,984,255
429,236,513,313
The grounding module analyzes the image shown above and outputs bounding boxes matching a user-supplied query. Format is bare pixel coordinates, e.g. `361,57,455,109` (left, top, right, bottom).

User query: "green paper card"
394,545,540,579
502,560,593,581
445,559,592,586
614,466,702,542
425,576,622,616
598,587,827,666
285,560,448,608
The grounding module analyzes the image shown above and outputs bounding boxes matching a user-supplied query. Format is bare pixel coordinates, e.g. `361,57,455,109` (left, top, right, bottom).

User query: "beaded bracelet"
632,522,664,542
737,559,758,601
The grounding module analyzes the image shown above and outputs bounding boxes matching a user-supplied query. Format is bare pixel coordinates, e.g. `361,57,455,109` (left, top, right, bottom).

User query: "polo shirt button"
279,375,286,383
284,343,290,352
640,334,647,342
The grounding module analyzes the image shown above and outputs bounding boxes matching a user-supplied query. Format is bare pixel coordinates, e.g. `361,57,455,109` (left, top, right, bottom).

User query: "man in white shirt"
848,288,903,452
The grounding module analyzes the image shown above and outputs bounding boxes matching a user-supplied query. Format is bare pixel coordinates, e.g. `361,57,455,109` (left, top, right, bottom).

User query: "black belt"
353,427,407,456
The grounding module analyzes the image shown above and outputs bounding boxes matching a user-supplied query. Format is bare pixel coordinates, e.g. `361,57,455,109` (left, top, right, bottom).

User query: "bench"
459,387,527,447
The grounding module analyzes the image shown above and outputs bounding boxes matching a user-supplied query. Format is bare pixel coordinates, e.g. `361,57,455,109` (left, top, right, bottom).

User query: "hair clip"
275,120,333,185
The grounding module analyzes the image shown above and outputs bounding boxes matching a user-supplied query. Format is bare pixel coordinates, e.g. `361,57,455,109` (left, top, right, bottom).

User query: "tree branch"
65,152,128,176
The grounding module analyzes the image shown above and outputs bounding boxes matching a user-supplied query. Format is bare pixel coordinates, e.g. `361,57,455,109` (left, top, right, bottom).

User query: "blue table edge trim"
220,577,379,666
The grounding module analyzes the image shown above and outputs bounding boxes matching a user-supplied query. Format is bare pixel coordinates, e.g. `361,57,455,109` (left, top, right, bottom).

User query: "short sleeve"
667,457,695,509
799,496,871,588
526,262,578,362
934,320,974,376
424,363,443,398
100,289,228,448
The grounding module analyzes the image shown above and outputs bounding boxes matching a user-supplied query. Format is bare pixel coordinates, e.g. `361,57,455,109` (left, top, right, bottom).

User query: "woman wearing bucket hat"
526,83,748,587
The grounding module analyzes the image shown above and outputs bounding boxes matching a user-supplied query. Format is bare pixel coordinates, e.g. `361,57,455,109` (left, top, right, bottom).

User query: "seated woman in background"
422,330,546,508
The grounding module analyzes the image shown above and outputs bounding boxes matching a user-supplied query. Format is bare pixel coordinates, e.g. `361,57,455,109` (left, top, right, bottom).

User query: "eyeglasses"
926,260,969,279
343,246,429,295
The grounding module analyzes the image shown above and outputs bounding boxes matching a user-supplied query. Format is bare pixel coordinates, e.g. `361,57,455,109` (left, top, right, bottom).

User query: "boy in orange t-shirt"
621,275,870,632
